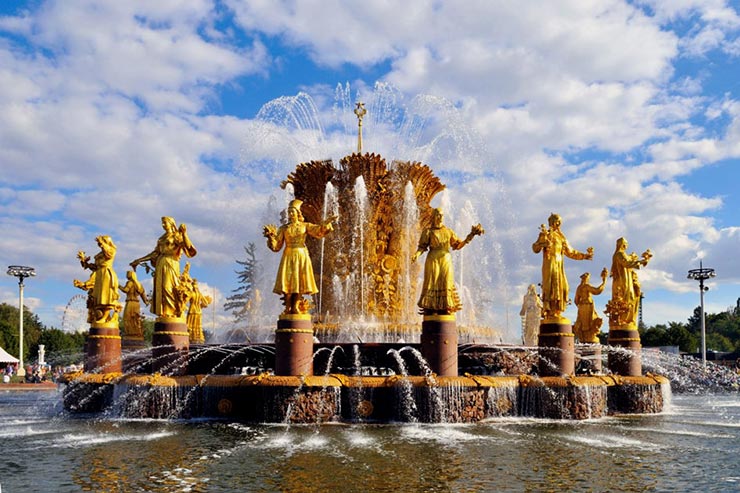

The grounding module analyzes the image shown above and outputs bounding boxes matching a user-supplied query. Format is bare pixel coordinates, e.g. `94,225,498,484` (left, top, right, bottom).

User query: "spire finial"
354,101,367,153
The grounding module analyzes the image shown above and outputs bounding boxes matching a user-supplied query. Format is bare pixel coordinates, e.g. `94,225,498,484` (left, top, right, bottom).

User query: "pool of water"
0,388,738,492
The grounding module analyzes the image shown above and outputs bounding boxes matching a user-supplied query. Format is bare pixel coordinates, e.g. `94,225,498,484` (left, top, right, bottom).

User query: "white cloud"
28,1,264,106
701,226,740,280
636,0,740,56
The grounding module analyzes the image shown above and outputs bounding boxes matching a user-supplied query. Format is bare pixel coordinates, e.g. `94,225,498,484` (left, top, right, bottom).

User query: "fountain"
62,86,669,423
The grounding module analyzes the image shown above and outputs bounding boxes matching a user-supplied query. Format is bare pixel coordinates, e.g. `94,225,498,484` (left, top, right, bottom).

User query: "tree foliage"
0,302,86,366
642,300,740,352
640,322,699,353
0,302,45,361
224,242,262,323
36,328,86,366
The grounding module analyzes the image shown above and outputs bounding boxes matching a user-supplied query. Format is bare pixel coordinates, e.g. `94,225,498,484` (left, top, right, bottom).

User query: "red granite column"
274,314,314,376
151,317,190,375
84,321,122,373
607,327,641,376
538,321,575,376
420,315,458,377
122,335,146,352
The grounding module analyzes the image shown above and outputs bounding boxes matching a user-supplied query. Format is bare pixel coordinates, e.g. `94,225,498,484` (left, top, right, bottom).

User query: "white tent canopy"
0,346,20,364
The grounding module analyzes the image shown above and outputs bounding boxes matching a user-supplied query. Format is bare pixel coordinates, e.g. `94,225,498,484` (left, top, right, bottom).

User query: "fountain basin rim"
62,372,668,389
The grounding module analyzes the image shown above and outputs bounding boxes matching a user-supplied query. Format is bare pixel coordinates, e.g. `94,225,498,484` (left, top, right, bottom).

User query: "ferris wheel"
61,294,88,333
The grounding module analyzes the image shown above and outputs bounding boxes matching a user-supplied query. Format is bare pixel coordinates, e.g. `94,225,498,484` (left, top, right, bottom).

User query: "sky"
0,0,739,342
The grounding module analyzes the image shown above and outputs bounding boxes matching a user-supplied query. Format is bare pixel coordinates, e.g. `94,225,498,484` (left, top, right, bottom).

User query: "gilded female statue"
263,199,335,315
73,235,121,324
573,269,608,343
532,213,593,321
130,216,197,319
607,237,651,327
186,279,212,343
412,208,484,315
119,270,148,338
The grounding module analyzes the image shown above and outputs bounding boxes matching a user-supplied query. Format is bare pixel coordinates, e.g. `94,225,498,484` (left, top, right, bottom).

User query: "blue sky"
0,1,739,342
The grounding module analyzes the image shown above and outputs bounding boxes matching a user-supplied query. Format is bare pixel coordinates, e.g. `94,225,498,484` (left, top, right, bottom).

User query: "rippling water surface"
0,389,738,492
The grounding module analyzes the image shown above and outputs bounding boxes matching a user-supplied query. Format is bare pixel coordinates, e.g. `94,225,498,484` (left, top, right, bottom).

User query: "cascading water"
319,182,339,321
401,181,420,326
387,349,418,422
454,199,481,331
640,348,739,393
400,347,446,422
235,81,517,344
353,176,370,320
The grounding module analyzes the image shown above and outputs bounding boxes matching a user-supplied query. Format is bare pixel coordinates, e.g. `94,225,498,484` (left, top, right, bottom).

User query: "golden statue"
279,156,446,322
519,284,542,346
73,235,122,325
573,269,608,343
263,199,335,315
130,216,197,320
411,208,484,315
531,213,593,322
606,237,652,328
119,270,148,338
175,261,194,317
186,279,212,343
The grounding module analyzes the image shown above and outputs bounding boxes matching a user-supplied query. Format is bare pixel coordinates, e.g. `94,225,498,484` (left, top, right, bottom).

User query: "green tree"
640,321,698,353
0,302,44,362
711,308,740,350
640,324,668,347
687,305,740,351
34,328,86,366
665,322,699,353
224,242,262,323
706,332,734,352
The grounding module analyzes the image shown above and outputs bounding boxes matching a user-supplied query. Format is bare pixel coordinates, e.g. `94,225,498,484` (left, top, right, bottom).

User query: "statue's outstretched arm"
532,224,548,253
77,250,95,271
130,250,156,273
263,224,283,252
464,223,484,244
564,241,594,261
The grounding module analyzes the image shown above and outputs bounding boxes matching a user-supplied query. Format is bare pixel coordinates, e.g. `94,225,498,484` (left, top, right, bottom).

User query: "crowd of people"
2,363,74,384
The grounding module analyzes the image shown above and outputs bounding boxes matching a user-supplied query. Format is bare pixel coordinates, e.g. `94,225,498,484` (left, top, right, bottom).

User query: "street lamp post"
687,261,715,367
7,265,36,377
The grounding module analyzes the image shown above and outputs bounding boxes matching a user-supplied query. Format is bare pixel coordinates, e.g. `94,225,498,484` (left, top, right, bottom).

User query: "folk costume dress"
532,228,589,318
150,226,196,318
416,225,465,313
573,280,604,342
269,221,331,296
91,242,119,312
